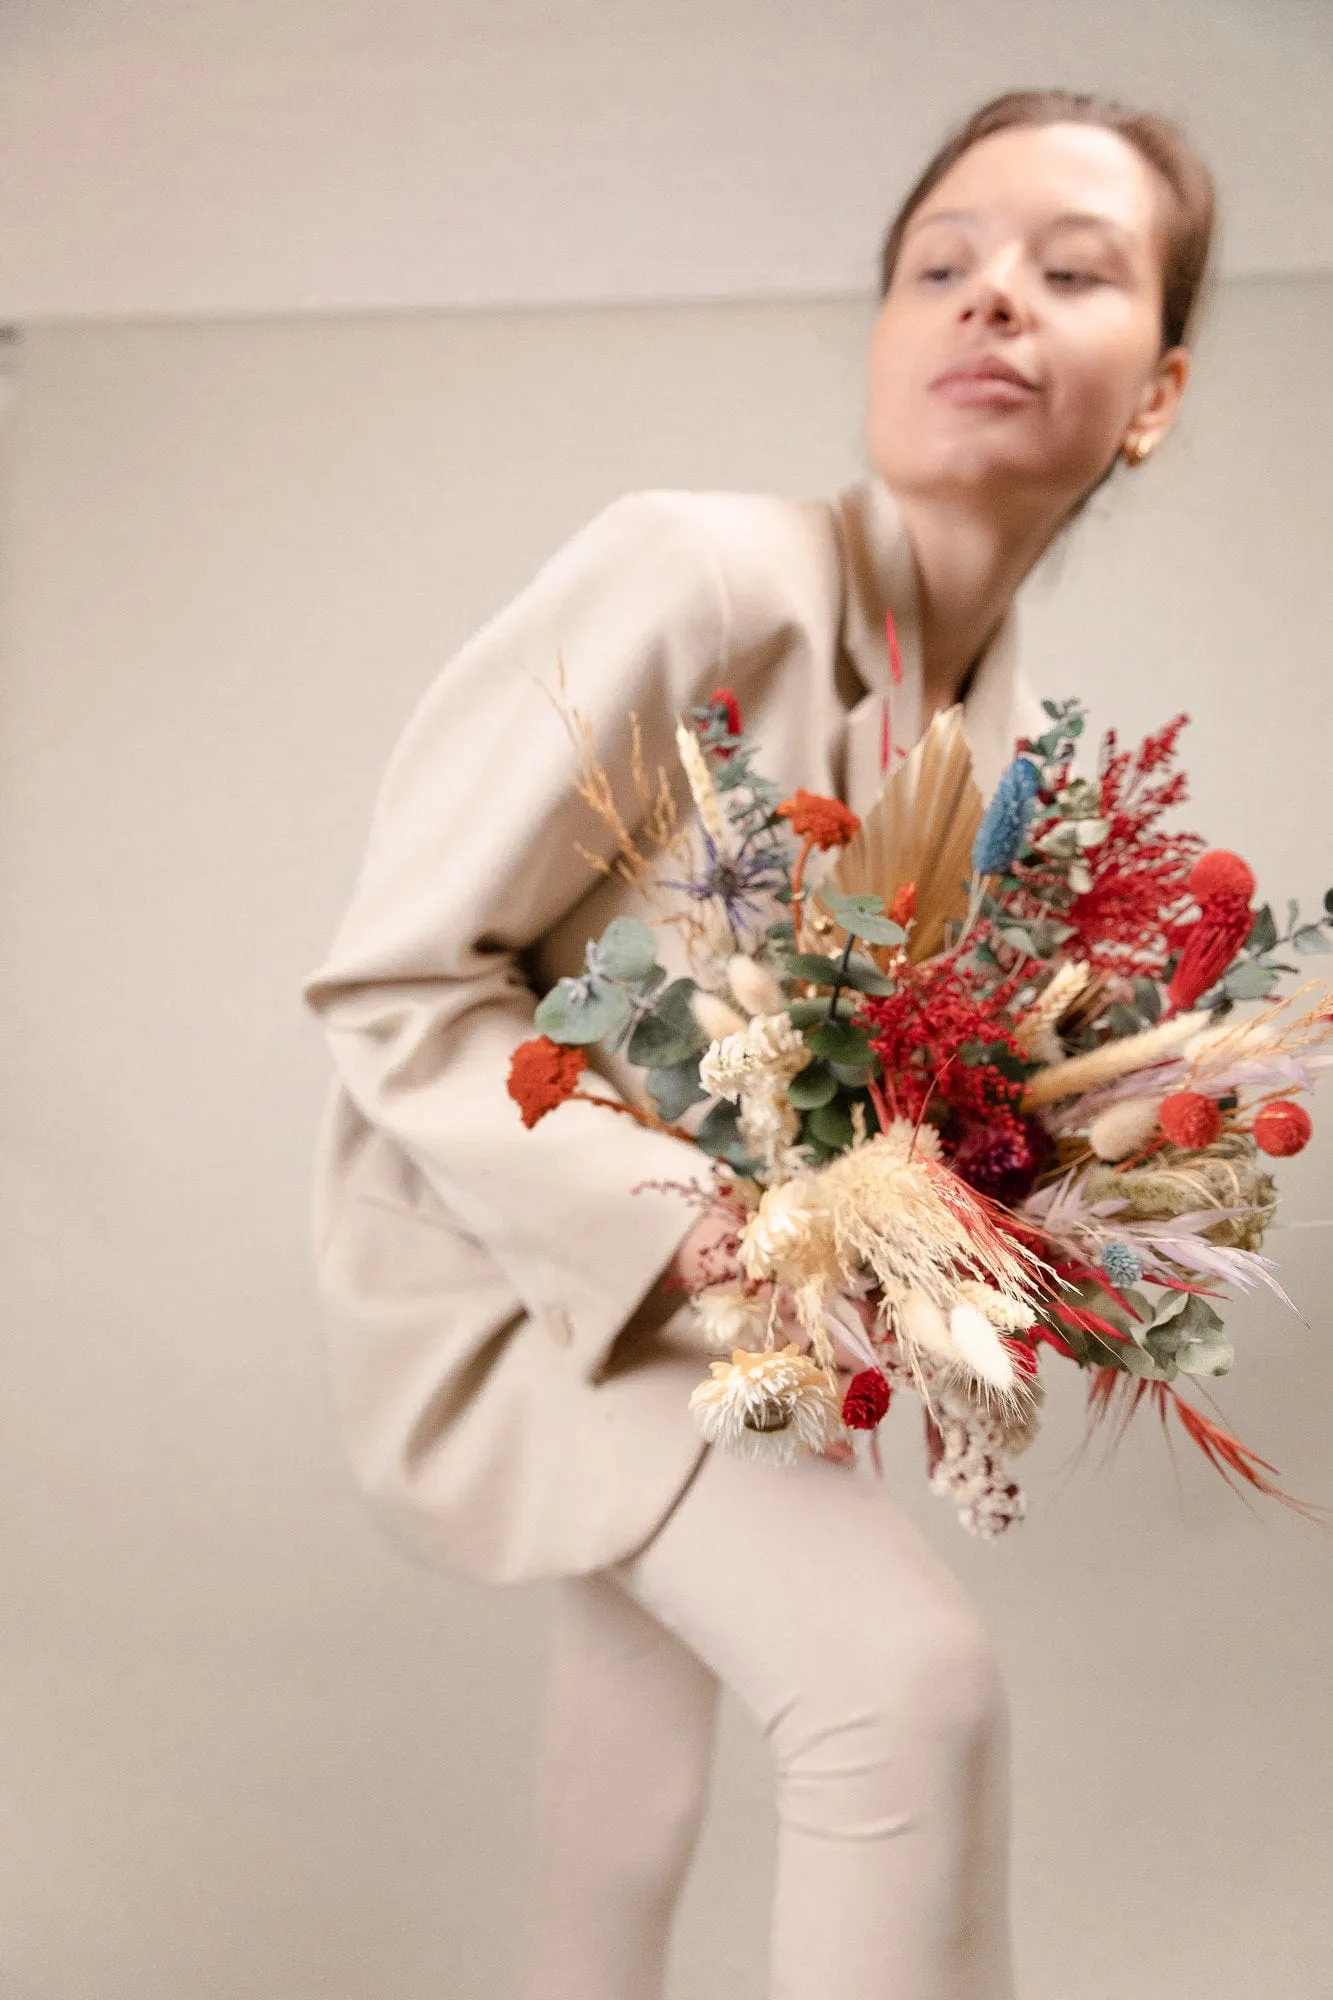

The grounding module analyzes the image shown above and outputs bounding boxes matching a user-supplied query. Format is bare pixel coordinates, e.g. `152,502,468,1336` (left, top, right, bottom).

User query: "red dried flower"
859,961,1032,1169
842,1368,892,1430
1158,1090,1223,1150
1029,713,1205,977
708,686,743,756
1253,1100,1312,1157
507,1036,588,1128
776,789,862,849
1187,850,1256,902
1002,1336,1040,1379
1166,891,1253,1012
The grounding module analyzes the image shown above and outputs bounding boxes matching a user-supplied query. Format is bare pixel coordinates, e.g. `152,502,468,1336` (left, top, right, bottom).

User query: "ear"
1125,345,1191,454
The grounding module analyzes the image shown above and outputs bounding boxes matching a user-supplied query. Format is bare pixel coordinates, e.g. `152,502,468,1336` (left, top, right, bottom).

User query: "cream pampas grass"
1088,1095,1165,1162
1021,1010,1212,1108
726,953,787,1017
691,990,749,1042
688,1344,843,1462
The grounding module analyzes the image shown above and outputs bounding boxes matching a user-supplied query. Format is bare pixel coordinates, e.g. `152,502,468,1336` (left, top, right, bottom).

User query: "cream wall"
1,278,1330,1999
3,0,1331,318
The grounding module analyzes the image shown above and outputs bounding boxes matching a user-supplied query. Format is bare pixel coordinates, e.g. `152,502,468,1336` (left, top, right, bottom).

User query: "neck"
893,490,1058,721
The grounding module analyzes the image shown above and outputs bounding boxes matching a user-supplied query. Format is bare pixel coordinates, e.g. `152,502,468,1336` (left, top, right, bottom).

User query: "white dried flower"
688,1344,844,1462
726,954,787,1018
699,1011,811,1101
693,1285,770,1351
876,1116,943,1164
737,1175,835,1283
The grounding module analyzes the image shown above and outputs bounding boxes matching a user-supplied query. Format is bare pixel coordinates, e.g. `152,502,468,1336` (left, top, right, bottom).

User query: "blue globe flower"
972,756,1041,875
1099,1240,1143,1289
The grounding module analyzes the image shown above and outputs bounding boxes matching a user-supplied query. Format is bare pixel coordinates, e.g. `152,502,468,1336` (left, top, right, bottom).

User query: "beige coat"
299,471,1046,1585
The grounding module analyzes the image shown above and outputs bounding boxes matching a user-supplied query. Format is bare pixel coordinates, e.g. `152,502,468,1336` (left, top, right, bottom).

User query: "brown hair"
877,89,1218,510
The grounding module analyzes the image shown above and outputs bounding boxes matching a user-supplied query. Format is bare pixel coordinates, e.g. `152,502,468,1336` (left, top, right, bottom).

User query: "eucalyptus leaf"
646,1056,707,1121
1294,925,1332,955
820,889,907,947
1175,1327,1234,1377
592,915,661,983
1246,904,1278,955
787,996,859,1027
830,1058,878,1086
808,1100,855,1150
1222,961,1280,1001
781,950,892,994
1105,1003,1142,1039
787,1060,839,1110
695,1099,760,1172
1118,1341,1176,1381
626,977,708,1068
807,1020,873,1065
534,977,633,1046
1133,978,1163,1024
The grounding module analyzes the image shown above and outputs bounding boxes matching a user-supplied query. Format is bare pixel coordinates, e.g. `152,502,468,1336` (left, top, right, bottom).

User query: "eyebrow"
906,207,1134,249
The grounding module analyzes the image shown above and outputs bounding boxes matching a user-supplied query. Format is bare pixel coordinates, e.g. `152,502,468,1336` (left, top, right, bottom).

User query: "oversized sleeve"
299,489,733,1383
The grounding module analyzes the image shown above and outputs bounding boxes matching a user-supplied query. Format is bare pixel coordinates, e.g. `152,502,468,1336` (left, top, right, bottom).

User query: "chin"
875,441,1045,504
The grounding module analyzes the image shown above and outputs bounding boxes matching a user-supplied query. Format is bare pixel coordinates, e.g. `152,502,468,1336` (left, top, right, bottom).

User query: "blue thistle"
972,756,1041,874
1099,1240,1143,1289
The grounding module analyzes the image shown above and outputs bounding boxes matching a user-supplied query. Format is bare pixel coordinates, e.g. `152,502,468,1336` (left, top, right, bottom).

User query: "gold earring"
1122,434,1153,467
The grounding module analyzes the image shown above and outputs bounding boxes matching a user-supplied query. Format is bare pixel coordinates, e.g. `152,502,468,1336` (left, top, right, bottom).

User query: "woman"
300,87,1215,2000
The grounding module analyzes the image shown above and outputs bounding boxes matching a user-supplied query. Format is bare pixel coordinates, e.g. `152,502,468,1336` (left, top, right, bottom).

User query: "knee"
777,1592,1007,1782
888,1599,1008,1759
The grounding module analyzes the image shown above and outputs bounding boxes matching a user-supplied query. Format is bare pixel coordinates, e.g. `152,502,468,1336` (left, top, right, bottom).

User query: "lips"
931,354,1038,391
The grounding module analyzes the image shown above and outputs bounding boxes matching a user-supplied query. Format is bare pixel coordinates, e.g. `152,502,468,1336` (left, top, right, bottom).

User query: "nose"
959,246,1026,330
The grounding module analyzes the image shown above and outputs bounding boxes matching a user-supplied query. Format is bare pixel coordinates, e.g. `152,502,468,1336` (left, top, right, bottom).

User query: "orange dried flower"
776,789,861,850
888,881,917,927
507,1036,588,1128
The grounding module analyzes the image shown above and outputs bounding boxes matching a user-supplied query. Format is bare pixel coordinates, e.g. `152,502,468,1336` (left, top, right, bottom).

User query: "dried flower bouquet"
508,675,1333,1536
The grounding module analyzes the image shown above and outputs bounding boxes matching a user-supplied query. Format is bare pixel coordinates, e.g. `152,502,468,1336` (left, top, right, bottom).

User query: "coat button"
545,1304,573,1346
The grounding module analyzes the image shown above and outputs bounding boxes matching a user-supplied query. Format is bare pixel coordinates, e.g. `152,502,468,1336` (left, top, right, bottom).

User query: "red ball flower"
1253,1100,1313,1157
1187,849,1256,902
1158,1090,1223,1150
842,1369,892,1430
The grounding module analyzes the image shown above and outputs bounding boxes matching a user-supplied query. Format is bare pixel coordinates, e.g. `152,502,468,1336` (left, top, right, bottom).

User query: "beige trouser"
521,1439,1016,2000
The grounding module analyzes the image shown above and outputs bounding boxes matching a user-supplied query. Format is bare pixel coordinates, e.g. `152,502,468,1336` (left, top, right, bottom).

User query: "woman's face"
867,122,1191,515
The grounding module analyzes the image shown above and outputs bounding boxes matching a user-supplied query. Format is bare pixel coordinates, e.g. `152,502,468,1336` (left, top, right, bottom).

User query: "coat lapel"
829,471,1035,818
